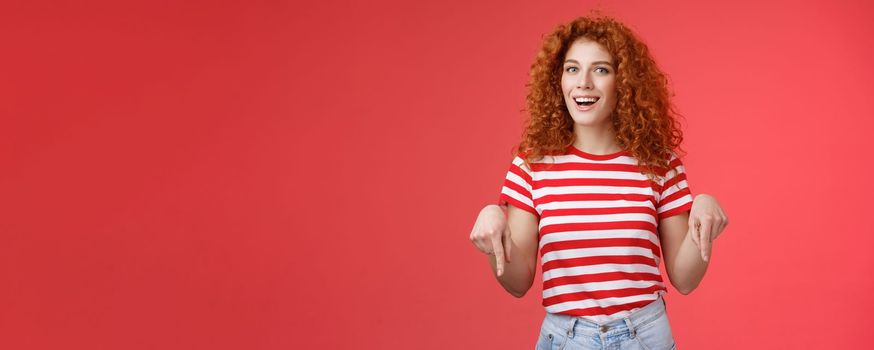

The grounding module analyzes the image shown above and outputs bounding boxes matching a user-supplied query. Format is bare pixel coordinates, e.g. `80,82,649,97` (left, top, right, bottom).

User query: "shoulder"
654,151,685,176
512,151,559,172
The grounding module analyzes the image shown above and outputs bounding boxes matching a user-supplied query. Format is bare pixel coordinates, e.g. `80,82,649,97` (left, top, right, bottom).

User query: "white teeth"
574,97,598,103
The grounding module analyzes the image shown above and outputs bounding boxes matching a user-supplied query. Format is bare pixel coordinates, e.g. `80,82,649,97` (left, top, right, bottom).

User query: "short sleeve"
497,155,539,217
656,154,693,220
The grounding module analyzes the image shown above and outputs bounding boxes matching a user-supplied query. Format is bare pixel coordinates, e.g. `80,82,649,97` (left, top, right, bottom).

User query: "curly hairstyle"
519,15,684,181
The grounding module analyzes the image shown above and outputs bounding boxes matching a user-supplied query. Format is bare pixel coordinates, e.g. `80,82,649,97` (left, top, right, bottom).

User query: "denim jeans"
535,295,677,350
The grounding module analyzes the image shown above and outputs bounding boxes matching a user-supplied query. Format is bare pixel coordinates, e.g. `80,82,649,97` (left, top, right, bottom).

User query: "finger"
472,231,492,254
469,220,481,244
699,219,712,261
473,240,489,254
715,215,727,240
490,235,506,276
688,218,699,248
503,227,512,263
710,216,724,241
709,218,721,246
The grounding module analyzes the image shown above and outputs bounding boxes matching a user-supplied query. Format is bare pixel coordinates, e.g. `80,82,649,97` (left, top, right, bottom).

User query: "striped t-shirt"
498,145,693,324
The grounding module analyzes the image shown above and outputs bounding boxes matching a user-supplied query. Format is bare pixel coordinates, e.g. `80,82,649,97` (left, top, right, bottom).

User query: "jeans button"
600,325,609,333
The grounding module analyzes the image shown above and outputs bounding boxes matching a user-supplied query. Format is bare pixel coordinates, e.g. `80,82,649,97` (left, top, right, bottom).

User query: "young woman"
469,16,729,350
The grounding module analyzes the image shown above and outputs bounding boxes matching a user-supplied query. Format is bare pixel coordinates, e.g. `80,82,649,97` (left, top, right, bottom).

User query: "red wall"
2,0,872,349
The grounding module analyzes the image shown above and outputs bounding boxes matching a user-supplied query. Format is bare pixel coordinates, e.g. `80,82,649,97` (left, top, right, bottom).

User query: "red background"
2,0,873,349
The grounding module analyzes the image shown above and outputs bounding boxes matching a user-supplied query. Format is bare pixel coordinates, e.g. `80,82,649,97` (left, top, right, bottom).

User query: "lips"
574,103,595,112
571,95,600,111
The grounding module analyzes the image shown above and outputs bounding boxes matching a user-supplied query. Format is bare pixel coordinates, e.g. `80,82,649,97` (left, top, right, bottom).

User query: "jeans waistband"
542,295,667,338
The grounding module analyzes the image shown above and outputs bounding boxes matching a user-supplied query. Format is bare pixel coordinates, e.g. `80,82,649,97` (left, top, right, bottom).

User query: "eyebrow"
564,59,614,67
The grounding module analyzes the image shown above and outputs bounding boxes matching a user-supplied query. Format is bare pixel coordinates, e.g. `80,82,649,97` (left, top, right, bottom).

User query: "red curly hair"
519,15,684,180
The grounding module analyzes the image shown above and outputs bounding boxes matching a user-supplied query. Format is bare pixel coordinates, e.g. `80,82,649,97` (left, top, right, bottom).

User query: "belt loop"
623,318,636,338
566,318,577,338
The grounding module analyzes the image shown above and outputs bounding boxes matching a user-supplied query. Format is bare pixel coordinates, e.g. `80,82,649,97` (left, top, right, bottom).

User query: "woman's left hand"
688,193,729,262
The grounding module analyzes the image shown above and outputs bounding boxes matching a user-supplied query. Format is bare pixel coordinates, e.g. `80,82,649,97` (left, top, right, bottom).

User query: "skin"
561,38,620,155
469,39,729,297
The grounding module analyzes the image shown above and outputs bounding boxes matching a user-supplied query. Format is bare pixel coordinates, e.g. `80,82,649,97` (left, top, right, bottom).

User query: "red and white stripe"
499,149,692,323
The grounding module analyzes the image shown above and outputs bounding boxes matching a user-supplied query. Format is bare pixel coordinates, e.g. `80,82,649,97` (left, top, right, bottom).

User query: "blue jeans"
535,295,677,350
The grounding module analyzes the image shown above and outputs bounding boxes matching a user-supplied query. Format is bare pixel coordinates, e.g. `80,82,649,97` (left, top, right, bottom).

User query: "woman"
469,15,729,350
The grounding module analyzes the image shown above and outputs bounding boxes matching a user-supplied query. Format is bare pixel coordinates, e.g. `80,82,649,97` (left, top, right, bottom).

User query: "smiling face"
560,38,617,129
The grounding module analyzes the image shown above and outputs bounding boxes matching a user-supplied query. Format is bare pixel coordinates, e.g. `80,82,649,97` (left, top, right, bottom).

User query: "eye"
565,66,578,73
594,67,610,74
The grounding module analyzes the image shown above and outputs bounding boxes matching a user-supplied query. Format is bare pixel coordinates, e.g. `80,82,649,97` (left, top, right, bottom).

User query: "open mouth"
574,96,600,107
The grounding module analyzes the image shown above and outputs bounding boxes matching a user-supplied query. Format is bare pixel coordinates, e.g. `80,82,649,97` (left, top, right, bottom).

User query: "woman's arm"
659,211,710,295
471,204,539,298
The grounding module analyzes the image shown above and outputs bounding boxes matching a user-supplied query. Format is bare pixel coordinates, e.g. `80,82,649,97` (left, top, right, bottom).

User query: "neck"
572,123,621,154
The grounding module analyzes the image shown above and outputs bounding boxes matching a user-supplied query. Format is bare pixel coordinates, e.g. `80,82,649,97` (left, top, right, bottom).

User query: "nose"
577,72,593,90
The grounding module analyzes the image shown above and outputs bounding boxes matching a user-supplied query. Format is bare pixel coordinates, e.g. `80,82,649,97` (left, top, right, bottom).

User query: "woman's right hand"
469,204,512,276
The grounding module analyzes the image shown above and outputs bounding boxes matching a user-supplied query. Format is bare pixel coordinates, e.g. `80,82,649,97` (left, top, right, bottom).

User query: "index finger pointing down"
490,235,506,276
699,220,712,261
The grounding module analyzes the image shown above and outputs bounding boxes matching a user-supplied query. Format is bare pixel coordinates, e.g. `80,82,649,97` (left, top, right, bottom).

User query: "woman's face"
560,38,617,129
